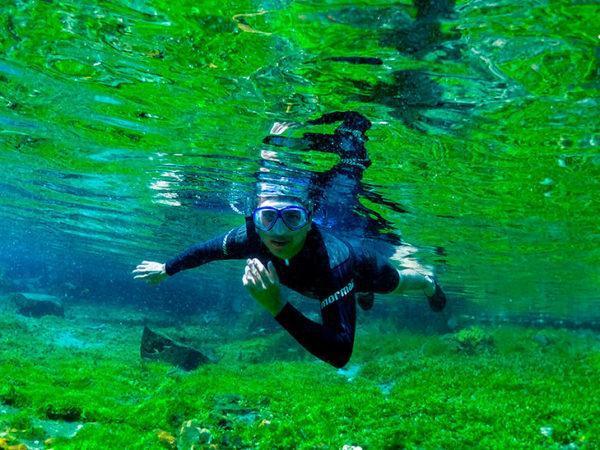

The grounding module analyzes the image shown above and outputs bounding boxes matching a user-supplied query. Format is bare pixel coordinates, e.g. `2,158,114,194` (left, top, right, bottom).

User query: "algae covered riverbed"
0,300,597,449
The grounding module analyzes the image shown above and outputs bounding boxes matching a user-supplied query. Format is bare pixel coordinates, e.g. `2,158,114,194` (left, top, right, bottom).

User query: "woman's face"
254,198,311,260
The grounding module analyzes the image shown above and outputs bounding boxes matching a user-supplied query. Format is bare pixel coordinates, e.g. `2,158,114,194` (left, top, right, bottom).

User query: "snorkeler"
133,112,447,368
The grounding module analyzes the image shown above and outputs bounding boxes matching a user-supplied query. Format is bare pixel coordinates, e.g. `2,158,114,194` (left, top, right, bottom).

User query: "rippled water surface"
0,0,598,319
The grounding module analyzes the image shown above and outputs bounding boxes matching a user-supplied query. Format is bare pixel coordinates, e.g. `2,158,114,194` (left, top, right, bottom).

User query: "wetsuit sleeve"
306,111,371,130
299,133,337,152
262,135,309,150
263,133,337,153
275,292,356,368
165,225,251,276
306,111,350,125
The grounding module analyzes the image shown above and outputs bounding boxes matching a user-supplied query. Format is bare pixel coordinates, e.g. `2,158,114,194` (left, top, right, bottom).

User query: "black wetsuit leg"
350,240,400,294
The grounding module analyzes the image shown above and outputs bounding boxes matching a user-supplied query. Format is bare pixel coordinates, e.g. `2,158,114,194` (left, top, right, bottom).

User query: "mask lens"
282,207,307,230
255,208,278,231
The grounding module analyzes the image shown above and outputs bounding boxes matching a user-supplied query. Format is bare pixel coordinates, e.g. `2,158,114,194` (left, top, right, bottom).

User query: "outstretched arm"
306,111,351,125
164,227,240,275
133,224,251,283
262,135,311,149
306,111,371,131
262,120,310,149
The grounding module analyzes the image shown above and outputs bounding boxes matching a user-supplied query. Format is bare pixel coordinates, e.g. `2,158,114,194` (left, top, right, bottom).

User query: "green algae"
0,308,597,449
452,326,495,355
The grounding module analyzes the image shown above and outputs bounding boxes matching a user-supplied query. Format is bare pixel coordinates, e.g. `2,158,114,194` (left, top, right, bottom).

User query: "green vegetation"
451,326,495,355
0,309,597,449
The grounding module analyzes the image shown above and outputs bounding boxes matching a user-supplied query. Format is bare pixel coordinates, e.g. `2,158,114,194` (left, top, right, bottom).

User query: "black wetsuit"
165,218,399,368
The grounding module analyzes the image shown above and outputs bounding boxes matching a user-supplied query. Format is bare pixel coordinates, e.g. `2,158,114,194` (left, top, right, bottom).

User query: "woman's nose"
271,218,288,235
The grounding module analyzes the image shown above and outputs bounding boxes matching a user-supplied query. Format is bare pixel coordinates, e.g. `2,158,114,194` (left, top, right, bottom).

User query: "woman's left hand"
269,121,300,135
242,259,284,316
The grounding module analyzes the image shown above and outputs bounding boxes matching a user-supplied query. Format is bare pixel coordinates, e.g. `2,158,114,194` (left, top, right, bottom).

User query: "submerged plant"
453,326,495,355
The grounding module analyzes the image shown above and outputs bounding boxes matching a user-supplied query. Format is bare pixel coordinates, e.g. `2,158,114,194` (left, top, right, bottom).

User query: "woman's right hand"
132,261,168,285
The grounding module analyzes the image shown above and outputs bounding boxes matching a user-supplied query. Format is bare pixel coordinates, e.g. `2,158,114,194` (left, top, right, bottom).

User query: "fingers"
247,258,259,279
132,260,168,287
132,267,157,274
270,122,293,135
270,122,284,134
257,261,271,288
132,262,150,273
252,258,267,276
246,259,279,286
245,259,268,289
267,261,279,284
245,262,254,282
132,261,163,274
243,264,259,288
244,265,254,284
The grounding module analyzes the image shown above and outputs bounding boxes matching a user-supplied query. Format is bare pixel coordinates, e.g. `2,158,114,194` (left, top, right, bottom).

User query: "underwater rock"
140,326,211,371
533,332,554,347
177,420,212,449
452,326,495,355
11,293,64,318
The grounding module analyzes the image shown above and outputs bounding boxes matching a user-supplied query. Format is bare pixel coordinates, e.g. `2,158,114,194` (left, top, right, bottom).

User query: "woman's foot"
426,279,447,312
357,292,375,310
